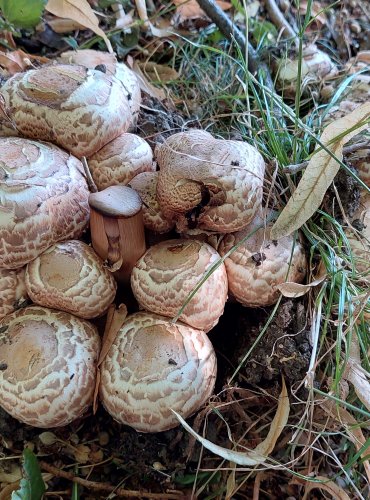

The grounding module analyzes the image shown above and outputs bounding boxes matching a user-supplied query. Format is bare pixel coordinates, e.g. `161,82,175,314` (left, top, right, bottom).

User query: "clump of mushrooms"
99,312,217,433
131,239,228,331
0,137,90,269
218,212,307,307
0,63,132,158
25,240,117,319
155,129,265,233
0,306,100,428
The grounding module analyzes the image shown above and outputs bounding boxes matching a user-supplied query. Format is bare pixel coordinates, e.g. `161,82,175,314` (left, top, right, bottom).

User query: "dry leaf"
138,62,179,83
0,50,49,75
47,17,87,32
291,475,351,500
343,334,370,413
45,0,112,52
277,262,326,297
173,0,231,24
271,103,370,239
98,303,128,366
173,379,289,465
134,0,172,37
128,58,167,100
322,399,370,484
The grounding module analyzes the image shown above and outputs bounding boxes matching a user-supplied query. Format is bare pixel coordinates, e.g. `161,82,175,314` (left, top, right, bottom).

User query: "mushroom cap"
0,64,131,158
0,137,90,269
277,44,337,89
131,239,228,331
99,311,217,432
129,172,175,234
0,267,28,320
59,50,141,121
89,185,142,218
25,240,117,319
0,306,100,427
155,130,265,232
88,133,154,190
218,214,307,307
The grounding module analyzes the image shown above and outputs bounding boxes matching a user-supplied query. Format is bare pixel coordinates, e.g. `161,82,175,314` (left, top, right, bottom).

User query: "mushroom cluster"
0,50,308,433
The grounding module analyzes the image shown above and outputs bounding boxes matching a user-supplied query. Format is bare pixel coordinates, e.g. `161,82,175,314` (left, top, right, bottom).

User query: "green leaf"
12,448,46,500
0,0,46,28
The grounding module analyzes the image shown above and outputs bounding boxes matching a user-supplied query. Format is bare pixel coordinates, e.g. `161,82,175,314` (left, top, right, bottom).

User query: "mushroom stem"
89,186,146,284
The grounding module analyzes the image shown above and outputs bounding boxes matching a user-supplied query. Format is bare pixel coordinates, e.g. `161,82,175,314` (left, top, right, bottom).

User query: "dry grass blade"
271,103,370,239
172,379,290,466
45,0,113,52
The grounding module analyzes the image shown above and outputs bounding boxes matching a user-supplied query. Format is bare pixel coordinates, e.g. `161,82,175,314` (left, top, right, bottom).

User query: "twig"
283,141,370,174
40,462,186,499
195,0,276,93
81,157,98,193
265,0,298,44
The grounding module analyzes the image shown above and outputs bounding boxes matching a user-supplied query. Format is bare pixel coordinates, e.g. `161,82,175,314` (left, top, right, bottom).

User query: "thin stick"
195,0,276,91
265,0,298,43
283,141,370,174
40,462,185,499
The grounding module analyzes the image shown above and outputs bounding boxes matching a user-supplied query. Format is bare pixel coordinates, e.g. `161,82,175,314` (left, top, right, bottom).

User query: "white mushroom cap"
0,64,132,158
0,137,90,269
131,239,228,331
0,306,100,428
129,172,175,234
59,49,141,122
0,267,28,320
218,214,307,307
25,240,117,319
88,133,154,190
155,130,265,232
99,312,217,432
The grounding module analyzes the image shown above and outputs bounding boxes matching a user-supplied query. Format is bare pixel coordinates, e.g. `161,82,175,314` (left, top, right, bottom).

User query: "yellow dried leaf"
271,103,370,239
138,62,179,83
45,0,112,52
173,0,231,23
173,379,289,465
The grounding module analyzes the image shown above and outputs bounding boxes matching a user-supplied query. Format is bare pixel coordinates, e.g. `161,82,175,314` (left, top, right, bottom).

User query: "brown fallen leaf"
173,0,231,24
47,16,87,33
138,61,179,83
277,261,327,297
127,57,167,101
291,475,351,500
0,50,49,75
173,378,289,465
45,0,112,52
271,102,370,240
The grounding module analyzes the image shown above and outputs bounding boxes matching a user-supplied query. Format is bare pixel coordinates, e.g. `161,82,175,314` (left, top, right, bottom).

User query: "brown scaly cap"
155,130,265,233
88,133,154,190
99,312,217,433
129,171,175,234
25,240,117,319
0,267,28,320
131,238,228,332
0,137,90,269
0,63,132,158
0,306,100,428
218,212,307,307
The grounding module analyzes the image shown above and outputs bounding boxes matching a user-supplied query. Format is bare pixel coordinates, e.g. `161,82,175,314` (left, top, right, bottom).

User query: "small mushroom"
0,306,100,427
25,240,117,319
88,133,154,190
59,49,141,125
131,239,228,331
0,137,90,269
0,268,28,320
218,213,307,307
99,312,217,432
129,171,175,234
89,186,146,283
0,64,132,158
155,130,265,233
